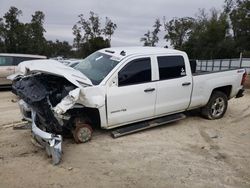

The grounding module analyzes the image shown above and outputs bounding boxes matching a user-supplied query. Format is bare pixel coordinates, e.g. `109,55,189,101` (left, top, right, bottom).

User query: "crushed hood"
10,59,93,87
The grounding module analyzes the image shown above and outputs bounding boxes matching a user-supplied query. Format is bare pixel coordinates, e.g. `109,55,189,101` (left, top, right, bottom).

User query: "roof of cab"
99,46,184,59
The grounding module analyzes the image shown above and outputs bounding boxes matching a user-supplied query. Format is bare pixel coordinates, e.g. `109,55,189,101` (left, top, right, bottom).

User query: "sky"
0,0,225,47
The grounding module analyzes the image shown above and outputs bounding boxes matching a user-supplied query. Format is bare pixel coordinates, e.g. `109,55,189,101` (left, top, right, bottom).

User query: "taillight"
241,72,247,86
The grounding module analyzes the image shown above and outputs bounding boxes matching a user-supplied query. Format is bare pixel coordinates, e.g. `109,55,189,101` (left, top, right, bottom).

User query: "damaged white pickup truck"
9,47,246,164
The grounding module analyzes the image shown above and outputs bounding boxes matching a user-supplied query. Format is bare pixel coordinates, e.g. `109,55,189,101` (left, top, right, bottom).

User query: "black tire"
201,91,228,120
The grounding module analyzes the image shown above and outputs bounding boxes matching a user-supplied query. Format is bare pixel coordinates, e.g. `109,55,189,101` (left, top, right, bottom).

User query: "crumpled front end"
12,73,83,164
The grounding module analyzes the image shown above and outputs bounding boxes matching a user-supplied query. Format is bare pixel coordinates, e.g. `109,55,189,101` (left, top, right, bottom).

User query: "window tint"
118,58,151,86
157,56,186,80
0,56,14,66
13,57,40,65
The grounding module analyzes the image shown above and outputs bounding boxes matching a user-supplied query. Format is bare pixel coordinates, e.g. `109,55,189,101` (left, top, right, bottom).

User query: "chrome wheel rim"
211,97,225,118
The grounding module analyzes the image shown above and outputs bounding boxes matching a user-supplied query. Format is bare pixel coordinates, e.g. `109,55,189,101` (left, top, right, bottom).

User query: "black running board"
111,113,186,138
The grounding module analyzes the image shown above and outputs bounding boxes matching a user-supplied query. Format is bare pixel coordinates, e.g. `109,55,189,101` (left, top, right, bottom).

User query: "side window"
118,58,151,86
13,57,40,65
0,56,14,66
157,56,186,80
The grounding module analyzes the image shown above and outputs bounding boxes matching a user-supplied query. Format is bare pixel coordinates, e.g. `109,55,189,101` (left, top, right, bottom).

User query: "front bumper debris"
18,98,63,165
18,100,32,122
31,109,62,165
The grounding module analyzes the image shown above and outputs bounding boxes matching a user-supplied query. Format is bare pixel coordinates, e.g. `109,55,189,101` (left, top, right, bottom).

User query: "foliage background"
0,0,249,59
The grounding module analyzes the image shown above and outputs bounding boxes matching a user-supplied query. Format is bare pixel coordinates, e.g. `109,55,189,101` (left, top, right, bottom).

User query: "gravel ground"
0,89,249,188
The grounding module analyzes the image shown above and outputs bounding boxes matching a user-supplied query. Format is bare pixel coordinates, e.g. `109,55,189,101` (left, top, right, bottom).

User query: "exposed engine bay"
13,74,77,135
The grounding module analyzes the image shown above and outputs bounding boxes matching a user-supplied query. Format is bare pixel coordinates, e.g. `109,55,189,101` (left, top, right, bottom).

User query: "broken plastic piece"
53,88,81,115
31,110,62,165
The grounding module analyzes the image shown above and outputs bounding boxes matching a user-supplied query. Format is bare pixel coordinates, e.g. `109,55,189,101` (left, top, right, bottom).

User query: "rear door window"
0,56,14,66
118,58,151,86
13,57,40,65
157,56,186,80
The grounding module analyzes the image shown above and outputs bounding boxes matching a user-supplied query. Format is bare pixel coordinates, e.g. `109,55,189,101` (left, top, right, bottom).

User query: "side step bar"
111,113,186,138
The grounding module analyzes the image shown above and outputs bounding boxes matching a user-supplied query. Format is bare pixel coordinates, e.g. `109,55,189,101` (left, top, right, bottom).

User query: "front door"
107,57,156,127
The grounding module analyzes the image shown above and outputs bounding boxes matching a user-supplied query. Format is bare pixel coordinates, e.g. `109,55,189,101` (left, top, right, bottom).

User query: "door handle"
144,88,155,92
182,82,191,86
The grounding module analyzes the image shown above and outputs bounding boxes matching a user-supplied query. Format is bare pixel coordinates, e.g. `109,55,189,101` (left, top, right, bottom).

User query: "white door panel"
154,55,192,116
107,82,156,126
106,56,156,127
155,76,192,115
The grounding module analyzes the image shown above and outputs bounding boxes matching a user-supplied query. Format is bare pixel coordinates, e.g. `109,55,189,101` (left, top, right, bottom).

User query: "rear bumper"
19,100,62,165
235,89,245,98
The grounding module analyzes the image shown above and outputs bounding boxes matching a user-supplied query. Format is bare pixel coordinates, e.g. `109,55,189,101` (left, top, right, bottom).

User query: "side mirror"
110,76,118,87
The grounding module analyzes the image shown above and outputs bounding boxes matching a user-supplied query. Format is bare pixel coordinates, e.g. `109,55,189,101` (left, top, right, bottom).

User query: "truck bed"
192,68,239,76
188,68,245,110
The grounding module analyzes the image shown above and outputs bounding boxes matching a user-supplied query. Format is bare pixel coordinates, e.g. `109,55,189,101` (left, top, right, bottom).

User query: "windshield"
74,52,120,85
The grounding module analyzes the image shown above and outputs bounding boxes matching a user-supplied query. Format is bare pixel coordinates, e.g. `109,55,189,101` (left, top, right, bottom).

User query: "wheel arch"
82,107,101,129
201,88,229,120
211,85,232,99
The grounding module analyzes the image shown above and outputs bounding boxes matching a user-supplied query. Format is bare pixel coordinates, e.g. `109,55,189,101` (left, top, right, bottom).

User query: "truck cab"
100,47,193,128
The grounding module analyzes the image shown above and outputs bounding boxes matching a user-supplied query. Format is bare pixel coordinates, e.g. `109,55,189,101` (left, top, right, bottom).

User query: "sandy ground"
0,89,249,188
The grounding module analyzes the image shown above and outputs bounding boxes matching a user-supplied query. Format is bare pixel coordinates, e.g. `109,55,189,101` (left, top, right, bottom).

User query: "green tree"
78,12,102,41
140,31,152,46
151,19,161,46
73,11,117,57
164,17,194,49
103,17,117,43
72,24,82,52
0,18,6,52
0,7,73,57
29,11,47,54
228,0,250,54
140,18,161,46
45,40,72,57
141,1,249,59
184,9,236,59
169,9,237,59
81,37,110,57
3,6,23,52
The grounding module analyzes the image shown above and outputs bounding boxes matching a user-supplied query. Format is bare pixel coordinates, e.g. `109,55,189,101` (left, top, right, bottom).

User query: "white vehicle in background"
50,56,64,62
61,59,82,67
10,47,247,164
0,53,46,86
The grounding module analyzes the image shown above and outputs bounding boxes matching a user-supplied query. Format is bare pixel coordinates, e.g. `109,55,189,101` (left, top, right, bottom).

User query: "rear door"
0,56,15,85
106,57,157,127
155,55,192,116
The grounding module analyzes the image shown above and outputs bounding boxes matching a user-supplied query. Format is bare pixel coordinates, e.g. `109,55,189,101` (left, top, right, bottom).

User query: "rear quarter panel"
189,69,244,109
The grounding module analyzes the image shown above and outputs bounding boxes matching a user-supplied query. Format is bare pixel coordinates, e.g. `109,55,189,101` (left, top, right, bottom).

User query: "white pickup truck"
10,47,247,164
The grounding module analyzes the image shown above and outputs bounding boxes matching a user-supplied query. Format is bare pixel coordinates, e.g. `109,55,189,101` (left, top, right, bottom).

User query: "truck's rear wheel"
201,91,228,120
72,118,93,143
